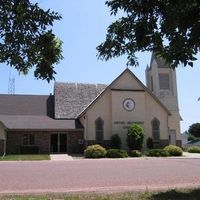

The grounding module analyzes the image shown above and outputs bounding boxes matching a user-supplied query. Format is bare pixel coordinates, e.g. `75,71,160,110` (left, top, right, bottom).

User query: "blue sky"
0,0,199,132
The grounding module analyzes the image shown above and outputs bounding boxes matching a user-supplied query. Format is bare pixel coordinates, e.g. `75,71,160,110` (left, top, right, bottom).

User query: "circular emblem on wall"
123,98,135,111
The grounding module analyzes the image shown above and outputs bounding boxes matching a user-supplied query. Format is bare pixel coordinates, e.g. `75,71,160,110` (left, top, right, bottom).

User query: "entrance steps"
50,154,73,161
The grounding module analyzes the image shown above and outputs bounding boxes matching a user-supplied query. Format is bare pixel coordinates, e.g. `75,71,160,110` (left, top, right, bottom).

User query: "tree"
188,123,200,138
0,0,63,82
126,124,144,150
97,0,200,68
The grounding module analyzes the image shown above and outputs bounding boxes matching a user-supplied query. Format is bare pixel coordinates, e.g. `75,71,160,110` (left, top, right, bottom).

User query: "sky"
0,0,200,132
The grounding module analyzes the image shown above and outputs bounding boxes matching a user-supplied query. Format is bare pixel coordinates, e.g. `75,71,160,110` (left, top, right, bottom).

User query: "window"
151,118,160,141
159,73,170,90
23,134,35,146
95,117,104,143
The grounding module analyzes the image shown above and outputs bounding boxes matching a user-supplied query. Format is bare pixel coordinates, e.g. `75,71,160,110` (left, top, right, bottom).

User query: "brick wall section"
7,131,84,154
176,140,182,147
35,132,50,153
160,139,169,148
67,131,84,153
0,139,4,156
7,131,50,154
7,131,22,154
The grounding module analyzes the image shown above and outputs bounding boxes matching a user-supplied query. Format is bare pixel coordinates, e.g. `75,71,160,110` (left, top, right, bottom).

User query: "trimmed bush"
126,124,144,150
146,137,154,149
187,146,200,153
147,149,170,157
110,134,121,149
130,150,142,157
164,145,183,156
106,149,128,158
84,144,106,158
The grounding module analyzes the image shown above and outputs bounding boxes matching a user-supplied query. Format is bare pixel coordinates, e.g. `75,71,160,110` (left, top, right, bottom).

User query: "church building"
0,53,182,154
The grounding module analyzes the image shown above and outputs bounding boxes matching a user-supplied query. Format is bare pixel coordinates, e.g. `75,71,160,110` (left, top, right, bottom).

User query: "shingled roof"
54,82,107,119
150,52,170,68
0,94,83,130
0,94,54,117
0,115,82,130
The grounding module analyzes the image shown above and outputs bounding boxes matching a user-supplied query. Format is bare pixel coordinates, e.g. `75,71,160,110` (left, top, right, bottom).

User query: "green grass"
1,188,200,200
0,154,50,161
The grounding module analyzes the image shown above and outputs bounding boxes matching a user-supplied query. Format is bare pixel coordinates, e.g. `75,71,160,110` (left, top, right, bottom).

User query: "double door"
50,134,67,153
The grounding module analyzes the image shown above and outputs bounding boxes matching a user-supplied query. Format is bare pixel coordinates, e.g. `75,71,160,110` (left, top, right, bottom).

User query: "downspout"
84,115,88,147
167,114,170,145
1,132,6,159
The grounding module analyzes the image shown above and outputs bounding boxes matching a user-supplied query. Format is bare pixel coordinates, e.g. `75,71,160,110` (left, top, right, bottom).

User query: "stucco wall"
146,61,181,141
145,93,169,140
81,90,112,141
111,90,146,149
81,70,170,149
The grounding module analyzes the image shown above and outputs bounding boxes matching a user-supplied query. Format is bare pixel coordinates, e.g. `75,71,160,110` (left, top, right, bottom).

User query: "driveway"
0,158,200,194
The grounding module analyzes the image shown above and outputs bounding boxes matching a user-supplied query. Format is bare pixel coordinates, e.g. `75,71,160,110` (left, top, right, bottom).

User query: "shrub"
84,144,106,158
110,134,121,149
126,124,144,150
146,137,154,149
106,149,128,158
130,150,142,157
164,145,183,156
147,149,170,157
187,146,200,153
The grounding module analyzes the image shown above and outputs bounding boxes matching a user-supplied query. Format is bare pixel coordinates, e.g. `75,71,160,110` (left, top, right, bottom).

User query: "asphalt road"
0,158,200,194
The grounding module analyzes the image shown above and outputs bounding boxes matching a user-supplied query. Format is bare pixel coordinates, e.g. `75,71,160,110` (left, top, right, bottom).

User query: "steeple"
146,52,181,145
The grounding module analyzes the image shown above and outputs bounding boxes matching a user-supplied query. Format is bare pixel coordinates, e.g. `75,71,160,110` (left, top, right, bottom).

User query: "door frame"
49,133,68,153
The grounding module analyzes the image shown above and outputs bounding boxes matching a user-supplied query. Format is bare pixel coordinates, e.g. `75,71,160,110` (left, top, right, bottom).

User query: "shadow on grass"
2,188,200,200
141,188,200,200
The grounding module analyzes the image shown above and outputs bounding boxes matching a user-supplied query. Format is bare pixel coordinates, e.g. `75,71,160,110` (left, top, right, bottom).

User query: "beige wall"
111,71,144,90
0,123,6,140
80,90,112,141
145,93,169,140
111,90,146,149
81,70,170,149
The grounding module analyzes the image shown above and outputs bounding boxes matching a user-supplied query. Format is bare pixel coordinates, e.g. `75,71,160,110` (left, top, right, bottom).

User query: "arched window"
151,118,160,141
95,117,104,143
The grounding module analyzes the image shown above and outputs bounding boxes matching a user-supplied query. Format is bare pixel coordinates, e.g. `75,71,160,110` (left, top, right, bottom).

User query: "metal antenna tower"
8,68,15,95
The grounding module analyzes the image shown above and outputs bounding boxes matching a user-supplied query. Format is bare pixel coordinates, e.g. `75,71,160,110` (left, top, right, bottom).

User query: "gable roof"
0,115,83,131
0,94,54,117
78,68,171,117
149,52,170,70
54,82,107,119
0,94,83,130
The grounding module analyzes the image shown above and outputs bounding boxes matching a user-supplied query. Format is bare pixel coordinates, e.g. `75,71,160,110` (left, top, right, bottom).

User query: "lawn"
1,188,200,200
0,154,50,161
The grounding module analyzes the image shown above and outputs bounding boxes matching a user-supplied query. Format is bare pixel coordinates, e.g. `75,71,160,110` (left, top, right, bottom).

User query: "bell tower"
146,52,181,146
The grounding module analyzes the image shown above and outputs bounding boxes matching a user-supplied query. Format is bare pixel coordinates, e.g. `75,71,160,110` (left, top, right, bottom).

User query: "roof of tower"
150,52,170,68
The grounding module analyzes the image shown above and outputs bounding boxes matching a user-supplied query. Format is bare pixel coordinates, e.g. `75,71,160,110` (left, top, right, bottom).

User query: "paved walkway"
50,154,73,161
183,152,200,158
50,152,200,161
